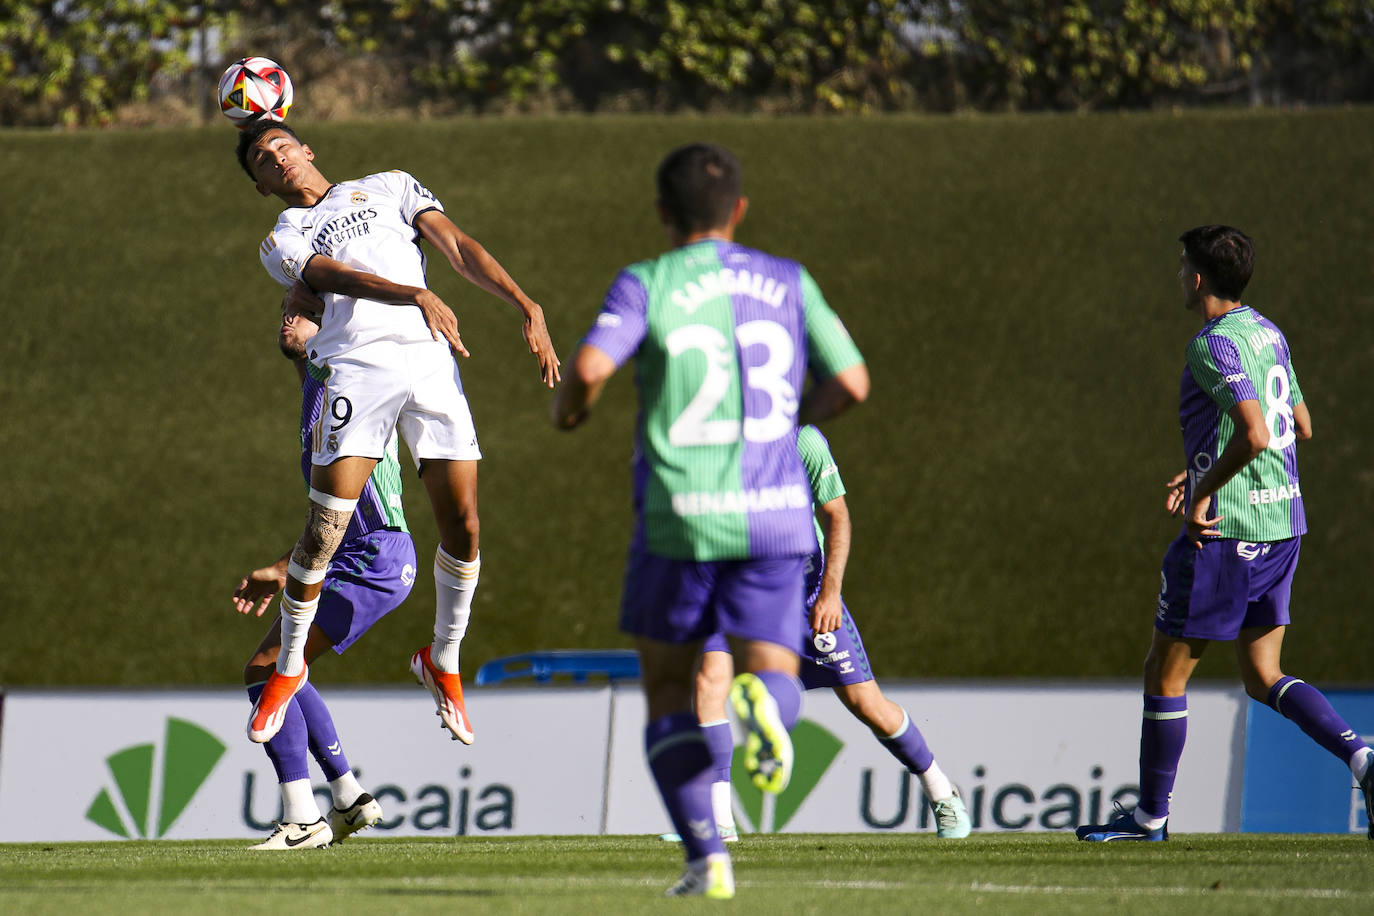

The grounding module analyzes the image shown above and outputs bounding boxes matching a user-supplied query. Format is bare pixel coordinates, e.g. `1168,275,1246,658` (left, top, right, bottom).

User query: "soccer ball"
217,57,293,128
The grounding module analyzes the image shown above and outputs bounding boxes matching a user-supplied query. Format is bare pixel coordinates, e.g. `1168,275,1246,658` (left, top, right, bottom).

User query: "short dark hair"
1179,225,1254,301
235,120,304,181
655,143,742,235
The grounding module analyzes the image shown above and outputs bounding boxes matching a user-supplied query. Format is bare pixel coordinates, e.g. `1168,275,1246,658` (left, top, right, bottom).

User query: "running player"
668,424,970,843
551,143,869,898
235,121,560,747
1077,225,1374,841
233,287,415,849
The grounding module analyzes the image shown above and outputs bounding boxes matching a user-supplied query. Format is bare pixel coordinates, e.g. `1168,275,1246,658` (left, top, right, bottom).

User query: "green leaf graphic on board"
86,718,226,838
106,744,155,836
85,789,129,838
732,719,844,832
158,718,226,835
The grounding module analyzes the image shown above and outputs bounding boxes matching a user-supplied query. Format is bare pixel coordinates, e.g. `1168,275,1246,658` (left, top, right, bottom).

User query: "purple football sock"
701,719,735,783
294,682,351,782
879,710,935,774
645,712,723,862
1138,694,1188,819
247,682,310,784
1267,676,1370,763
752,670,803,729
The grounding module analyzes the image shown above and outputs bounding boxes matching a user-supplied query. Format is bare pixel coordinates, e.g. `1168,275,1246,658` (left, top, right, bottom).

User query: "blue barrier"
1240,689,1374,833
474,650,641,686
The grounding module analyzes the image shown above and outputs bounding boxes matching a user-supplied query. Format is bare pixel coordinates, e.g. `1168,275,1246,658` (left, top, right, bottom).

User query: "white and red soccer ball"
217,57,293,128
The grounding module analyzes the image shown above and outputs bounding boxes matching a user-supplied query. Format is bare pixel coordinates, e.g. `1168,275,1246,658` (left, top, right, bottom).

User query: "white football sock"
1135,808,1169,830
329,771,365,809
917,759,954,803
711,780,736,832
430,549,478,673
276,593,319,677
280,778,320,825
1351,746,1374,781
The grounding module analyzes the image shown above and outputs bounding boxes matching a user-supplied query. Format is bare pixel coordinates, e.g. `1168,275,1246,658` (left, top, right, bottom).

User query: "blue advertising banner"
1240,690,1374,834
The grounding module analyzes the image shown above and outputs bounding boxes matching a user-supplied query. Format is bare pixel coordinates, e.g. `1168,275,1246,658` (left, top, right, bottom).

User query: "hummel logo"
327,741,342,756
689,817,715,841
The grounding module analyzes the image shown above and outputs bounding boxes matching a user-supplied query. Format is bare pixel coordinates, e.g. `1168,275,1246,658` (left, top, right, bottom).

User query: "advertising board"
0,682,1255,841
0,687,611,842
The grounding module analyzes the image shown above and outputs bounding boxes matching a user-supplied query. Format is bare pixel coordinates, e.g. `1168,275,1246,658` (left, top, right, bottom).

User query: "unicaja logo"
732,719,843,833
85,718,226,838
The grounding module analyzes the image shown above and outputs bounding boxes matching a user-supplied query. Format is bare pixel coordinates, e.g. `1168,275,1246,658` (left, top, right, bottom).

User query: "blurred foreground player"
672,425,970,843
552,143,868,897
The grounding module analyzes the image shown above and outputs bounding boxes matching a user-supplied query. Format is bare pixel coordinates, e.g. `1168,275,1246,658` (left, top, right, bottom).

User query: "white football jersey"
260,170,445,361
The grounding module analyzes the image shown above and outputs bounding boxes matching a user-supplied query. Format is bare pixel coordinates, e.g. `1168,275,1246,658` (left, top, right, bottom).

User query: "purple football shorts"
700,553,874,688
315,528,417,653
619,551,808,649
1155,533,1300,640
797,600,875,689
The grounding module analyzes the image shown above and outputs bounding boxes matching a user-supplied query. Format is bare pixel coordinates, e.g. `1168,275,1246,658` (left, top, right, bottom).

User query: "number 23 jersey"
1180,305,1306,542
583,239,864,562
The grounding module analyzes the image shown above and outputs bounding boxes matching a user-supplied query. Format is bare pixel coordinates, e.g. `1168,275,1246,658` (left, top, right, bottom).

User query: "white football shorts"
310,338,481,468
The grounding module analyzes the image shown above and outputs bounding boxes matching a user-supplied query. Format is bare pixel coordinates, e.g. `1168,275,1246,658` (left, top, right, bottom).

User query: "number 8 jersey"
583,239,864,561
1180,305,1306,542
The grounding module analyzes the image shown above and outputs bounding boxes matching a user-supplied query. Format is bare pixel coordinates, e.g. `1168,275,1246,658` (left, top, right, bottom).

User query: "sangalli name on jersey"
671,268,789,314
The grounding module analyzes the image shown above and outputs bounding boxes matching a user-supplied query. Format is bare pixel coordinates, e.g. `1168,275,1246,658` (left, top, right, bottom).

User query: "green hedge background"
2,109,1370,689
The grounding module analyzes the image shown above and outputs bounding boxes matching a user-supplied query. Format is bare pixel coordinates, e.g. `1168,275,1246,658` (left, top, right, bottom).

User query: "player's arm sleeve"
800,268,864,379
260,220,315,289
797,425,846,505
1185,333,1255,411
579,269,649,368
385,170,445,225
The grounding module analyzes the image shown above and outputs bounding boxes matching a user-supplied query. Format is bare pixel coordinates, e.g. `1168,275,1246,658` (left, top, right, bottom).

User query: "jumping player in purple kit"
551,143,869,898
667,424,970,843
232,287,415,849
1077,225,1374,842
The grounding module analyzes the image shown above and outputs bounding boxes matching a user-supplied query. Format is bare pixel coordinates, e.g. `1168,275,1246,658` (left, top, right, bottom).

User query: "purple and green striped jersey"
1180,305,1305,542
302,363,409,539
583,239,864,561
798,424,845,549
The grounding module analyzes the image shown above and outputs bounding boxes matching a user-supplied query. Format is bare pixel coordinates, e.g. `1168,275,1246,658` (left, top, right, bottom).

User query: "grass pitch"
1,833,1370,915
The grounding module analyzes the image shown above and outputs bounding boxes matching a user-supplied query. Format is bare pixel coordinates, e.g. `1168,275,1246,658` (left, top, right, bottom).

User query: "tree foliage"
296,0,911,113
913,0,1374,111
1,0,1371,126
0,0,195,126
915,0,1265,110
1249,0,1374,105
